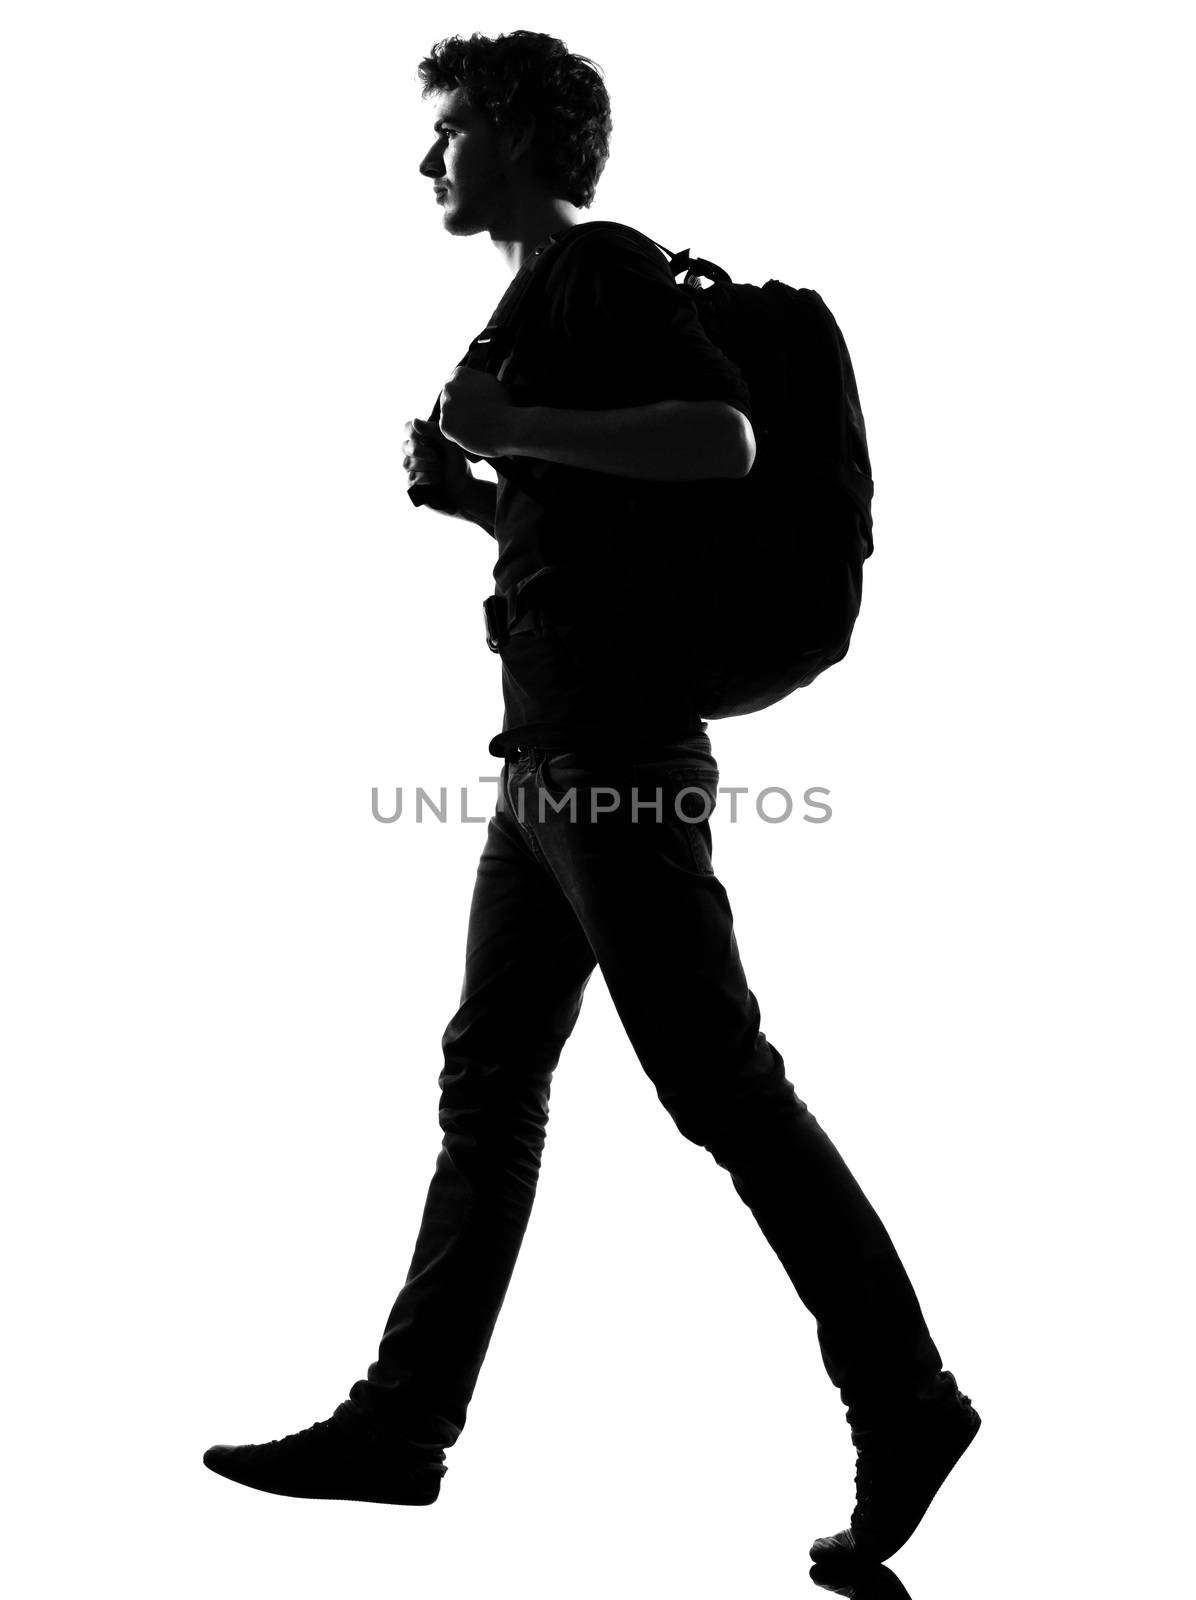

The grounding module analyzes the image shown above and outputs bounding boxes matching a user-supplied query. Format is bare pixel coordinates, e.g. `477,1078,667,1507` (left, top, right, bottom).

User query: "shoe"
203,1401,446,1505
809,1376,980,1566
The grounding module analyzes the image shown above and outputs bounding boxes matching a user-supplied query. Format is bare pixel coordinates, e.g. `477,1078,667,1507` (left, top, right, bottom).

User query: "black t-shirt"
482,222,753,760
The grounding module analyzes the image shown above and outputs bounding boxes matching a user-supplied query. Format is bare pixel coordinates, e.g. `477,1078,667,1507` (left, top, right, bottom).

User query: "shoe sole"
203,1452,444,1506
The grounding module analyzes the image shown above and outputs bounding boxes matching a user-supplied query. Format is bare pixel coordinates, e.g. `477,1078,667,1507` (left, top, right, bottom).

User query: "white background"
3,2,1191,1596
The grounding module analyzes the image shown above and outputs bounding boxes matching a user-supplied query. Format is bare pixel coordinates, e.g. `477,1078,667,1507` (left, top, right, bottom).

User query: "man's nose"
418,146,443,180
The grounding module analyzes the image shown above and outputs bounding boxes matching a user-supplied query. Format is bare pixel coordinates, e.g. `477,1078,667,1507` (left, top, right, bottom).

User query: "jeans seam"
502,756,555,873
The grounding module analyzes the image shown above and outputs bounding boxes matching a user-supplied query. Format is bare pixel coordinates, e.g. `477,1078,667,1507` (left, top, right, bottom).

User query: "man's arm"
438,369,756,485
435,402,746,538
453,471,498,536
507,398,755,482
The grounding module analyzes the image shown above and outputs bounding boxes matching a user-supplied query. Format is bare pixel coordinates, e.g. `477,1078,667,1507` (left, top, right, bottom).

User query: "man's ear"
502,115,537,164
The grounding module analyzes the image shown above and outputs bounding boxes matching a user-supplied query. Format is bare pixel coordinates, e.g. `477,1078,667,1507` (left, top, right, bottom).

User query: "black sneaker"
203,1401,446,1505
809,1377,980,1566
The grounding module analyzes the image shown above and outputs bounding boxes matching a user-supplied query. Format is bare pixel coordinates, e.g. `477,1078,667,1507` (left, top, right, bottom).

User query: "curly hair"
417,30,612,209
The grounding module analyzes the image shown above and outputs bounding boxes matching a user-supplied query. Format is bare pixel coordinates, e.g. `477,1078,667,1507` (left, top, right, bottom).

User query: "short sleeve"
545,226,753,422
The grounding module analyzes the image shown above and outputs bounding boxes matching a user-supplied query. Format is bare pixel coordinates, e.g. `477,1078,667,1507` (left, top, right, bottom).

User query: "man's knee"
655,1054,806,1150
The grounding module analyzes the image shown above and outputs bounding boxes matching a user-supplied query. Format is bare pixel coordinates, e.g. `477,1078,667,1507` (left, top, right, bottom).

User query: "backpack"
409,220,875,719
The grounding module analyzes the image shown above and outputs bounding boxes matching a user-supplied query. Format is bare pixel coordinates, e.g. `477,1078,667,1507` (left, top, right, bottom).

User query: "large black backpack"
409,220,875,719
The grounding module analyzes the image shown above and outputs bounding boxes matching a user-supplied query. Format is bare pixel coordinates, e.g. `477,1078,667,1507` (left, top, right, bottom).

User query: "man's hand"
438,367,520,459
403,415,471,508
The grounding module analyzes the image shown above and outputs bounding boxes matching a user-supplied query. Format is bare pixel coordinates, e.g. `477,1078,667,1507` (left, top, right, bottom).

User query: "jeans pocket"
666,767,718,875
539,750,626,799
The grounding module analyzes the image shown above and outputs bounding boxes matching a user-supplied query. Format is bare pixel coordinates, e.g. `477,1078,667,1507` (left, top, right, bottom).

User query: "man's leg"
343,756,599,1456
515,745,944,1420
203,755,598,1497
511,742,977,1562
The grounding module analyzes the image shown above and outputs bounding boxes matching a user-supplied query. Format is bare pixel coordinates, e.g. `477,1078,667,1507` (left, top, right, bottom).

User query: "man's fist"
438,367,520,459
403,416,470,508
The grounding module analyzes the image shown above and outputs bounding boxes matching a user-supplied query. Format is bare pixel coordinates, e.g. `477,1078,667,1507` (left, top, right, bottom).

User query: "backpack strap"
665,247,732,287
407,221,731,509
479,222,738,373
409,223,627,505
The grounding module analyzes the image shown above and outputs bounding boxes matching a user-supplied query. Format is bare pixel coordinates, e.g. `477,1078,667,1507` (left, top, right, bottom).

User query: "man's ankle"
845,1370,968,1436
333,1399,448,1467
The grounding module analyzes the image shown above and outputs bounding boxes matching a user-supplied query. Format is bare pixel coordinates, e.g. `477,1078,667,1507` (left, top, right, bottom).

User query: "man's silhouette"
204,30,980,1568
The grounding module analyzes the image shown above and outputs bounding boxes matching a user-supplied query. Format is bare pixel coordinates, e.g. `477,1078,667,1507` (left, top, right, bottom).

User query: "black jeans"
346,732,946,1464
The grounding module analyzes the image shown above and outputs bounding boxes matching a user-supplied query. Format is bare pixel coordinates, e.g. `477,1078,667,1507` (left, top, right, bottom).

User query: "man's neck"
490,197,587,275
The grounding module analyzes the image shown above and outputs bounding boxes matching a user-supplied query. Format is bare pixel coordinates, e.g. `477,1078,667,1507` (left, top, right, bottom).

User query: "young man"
204,30,979,1570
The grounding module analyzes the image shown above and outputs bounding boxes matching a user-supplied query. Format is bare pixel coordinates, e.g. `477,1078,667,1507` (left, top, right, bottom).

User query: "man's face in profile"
419,86,520,237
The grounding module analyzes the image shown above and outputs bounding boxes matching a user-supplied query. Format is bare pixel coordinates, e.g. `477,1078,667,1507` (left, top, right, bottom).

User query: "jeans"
346,731,946,1464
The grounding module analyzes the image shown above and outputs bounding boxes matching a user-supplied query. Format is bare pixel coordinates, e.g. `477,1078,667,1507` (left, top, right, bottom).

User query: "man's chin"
440,206,487,239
